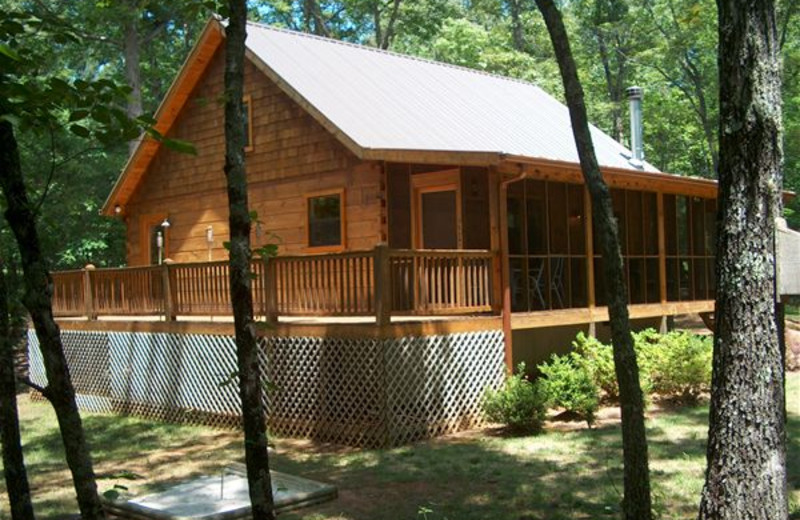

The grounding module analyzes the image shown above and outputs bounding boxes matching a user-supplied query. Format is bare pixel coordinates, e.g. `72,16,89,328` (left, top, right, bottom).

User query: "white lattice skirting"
28,328,504,447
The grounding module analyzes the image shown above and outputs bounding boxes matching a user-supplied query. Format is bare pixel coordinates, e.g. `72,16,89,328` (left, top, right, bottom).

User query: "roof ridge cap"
245,20,545,91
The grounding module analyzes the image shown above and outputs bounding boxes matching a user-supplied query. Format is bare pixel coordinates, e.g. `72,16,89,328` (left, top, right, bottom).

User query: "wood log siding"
124,47,380,265
49,248,496,320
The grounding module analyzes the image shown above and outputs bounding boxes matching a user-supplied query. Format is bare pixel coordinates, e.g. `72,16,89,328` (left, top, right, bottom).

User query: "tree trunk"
509,0,525,52
0,260,35,520
223,4,277,520
697,1,786,518
533,2,653,519
123,1,143,157
0,121,105,519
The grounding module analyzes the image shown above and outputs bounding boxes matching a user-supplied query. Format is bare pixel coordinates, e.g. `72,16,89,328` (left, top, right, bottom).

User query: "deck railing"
51,246,498,323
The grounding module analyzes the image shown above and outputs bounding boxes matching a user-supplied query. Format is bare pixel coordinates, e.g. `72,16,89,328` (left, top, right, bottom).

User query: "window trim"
305,188,346,253
243,94,253,153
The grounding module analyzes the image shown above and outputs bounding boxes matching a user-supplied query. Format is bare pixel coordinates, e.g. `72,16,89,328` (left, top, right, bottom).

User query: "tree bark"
122,0,143,157
0,120,105,519
223,4,277,520
0,260,35,520
697,1,786,518
508,0,525,52
534,2,653,519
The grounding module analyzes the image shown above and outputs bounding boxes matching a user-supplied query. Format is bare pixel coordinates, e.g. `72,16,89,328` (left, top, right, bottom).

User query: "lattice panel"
262,336,388,447
385,330,505,445
108,332,241,428
28,330,114,413
27,330,45,389
28,327,504,447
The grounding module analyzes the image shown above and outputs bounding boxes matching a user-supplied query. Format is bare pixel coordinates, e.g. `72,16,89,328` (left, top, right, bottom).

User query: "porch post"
161,262,175,321
488,167,503,313
374,243,392,326
584,186,596,336
264,258,278,325
657,192,668,331
498,179,514,371
83,264,95,320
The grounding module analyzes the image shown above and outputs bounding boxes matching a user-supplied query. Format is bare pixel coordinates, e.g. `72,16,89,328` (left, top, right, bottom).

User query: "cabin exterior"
39,18,722,446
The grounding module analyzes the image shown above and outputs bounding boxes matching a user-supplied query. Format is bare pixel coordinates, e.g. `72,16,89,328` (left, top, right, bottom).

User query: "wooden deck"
51,247,498,326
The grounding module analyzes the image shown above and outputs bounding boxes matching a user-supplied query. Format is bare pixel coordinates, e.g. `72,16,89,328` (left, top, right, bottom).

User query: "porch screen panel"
508,179,587,312
663,194,716,301
594,189,662,305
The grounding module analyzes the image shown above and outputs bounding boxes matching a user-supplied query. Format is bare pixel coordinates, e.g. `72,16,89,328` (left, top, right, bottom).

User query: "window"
243,95,253,152
307,189,345,250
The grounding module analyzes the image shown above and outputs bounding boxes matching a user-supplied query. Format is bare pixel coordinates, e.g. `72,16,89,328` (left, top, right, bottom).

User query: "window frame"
305,188,346,253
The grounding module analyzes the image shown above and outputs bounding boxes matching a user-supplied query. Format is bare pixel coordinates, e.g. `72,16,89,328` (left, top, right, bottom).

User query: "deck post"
264,258,278,325
374,244,391,326
83,264,96,320
161,262,175,321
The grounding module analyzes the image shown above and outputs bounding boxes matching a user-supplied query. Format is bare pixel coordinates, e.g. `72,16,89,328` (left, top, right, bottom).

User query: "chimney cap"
626,86,644,100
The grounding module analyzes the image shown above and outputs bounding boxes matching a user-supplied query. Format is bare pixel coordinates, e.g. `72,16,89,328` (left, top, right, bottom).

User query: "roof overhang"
102,17,793,217
102,18,225,216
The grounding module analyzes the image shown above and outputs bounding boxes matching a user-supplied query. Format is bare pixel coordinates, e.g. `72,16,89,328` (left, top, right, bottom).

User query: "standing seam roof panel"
245,23,660,172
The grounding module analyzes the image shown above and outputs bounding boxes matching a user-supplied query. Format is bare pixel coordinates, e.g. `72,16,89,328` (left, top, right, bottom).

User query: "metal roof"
245,21,659,173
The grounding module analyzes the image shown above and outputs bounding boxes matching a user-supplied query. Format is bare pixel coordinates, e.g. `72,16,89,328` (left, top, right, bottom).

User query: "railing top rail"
51,269,85,276
388,249,495,259
167,260,231,269
85,265,162,274
272,250,375,262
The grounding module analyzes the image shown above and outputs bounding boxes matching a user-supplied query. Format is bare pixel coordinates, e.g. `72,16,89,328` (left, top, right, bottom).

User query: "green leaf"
69,124,91,138
262,379,280,394
218,370,238,388
69,109,90,122
0,44,20,61
222,241,231,251
0,113,21,127
161,137,197,156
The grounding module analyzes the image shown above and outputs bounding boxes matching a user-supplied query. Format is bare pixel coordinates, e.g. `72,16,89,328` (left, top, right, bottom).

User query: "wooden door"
411,170,462,250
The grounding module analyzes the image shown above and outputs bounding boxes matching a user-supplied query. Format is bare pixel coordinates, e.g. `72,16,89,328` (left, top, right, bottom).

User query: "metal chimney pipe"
626,86,644,166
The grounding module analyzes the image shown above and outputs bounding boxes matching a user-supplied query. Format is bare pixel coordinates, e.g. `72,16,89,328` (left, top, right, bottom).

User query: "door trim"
410,170,462,249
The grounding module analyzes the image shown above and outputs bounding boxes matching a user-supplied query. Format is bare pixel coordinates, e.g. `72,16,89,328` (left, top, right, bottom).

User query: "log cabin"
40,17,730,446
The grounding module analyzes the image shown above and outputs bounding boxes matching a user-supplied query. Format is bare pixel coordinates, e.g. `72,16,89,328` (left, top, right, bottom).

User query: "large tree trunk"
222,4,277,520
0,121,105,519
697,1,786,518
0,261,35,520
123,1,143,157
533,2,653,519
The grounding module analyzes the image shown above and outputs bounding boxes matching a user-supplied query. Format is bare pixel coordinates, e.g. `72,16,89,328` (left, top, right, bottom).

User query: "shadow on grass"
272,401,800,520
9,388,800,520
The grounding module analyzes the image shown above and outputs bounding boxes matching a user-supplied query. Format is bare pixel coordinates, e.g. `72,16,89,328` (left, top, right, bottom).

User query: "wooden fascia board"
498,156,719,198
243,48,367,161
361,149,503,166
101,19,225,216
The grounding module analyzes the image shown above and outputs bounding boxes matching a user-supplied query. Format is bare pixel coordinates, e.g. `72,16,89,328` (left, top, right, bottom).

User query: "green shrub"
538,353,599,427
482,362,549,434
645,330,712,402
572,332,618,399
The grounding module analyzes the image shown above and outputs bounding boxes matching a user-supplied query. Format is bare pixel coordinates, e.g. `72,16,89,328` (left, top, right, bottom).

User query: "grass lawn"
2,373,799,520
